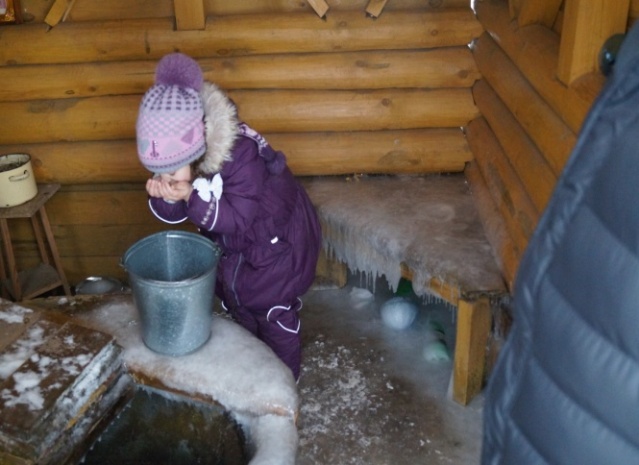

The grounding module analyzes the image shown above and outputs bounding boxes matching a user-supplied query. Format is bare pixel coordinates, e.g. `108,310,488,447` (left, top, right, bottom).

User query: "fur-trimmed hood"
196,82,239,175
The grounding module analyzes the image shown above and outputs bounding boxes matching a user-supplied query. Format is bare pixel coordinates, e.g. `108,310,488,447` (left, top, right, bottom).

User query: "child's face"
159,164,192,184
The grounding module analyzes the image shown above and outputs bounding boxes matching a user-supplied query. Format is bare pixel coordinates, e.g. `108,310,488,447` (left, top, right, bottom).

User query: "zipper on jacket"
231,252,243,308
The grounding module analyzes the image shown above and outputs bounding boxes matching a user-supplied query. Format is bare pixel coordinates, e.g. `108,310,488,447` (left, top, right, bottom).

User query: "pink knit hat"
136,53,206,174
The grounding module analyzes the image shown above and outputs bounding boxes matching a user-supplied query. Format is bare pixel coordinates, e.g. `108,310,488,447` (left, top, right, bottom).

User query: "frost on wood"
0,299,127,464
304,175,504,299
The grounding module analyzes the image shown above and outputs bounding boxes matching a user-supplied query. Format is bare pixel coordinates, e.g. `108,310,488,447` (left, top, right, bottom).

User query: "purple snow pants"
225,298,302,381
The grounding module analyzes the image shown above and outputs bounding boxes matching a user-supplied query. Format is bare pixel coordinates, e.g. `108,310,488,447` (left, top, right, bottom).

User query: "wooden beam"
475,0,604,135
466,115,538,255
0,129,472,183
471,32,576,177
472,78,556,214
21,0,473,23
173,0,205,30
306,0,329,18
452,297,492,405
465,162,519,290
557,0,630,85
0,10,482,65
518,0,562,27
366,0,389,18
0,48,479,102
0,89,479,145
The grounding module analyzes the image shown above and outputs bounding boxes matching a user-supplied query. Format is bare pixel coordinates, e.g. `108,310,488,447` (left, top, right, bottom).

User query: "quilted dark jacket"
482,24,639,464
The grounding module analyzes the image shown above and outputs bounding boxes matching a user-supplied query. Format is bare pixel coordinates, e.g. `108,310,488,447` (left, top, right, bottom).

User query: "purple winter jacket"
148,83,321,312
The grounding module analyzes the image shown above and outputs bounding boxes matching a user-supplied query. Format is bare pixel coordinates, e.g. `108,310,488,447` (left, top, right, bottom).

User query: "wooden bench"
305,173,508,405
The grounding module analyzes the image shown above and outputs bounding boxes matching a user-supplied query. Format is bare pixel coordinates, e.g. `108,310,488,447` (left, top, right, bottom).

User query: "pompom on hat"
136,53,206,174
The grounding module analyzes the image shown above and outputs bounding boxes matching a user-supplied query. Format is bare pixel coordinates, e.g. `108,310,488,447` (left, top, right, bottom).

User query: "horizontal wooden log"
466,117,537,256
21,0,471,23
275,129,472,175
0,48,479,102
472,32,576,177
0,89,479,144
0,129,471,182
465,162,518,290
1,9,482,66
475,0,603,134
472,79,556,213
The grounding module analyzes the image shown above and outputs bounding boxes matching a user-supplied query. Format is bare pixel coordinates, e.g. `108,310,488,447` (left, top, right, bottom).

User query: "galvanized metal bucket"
121,230,221,356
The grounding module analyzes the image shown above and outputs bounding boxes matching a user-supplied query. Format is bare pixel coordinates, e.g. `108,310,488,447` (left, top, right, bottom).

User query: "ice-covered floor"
3,273,484,464
296,276,483,464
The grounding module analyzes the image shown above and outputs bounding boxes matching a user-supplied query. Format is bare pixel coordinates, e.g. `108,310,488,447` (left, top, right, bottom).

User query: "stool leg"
38,206,72,298
31,214,51,266
0,218,22,301
0,230,9,299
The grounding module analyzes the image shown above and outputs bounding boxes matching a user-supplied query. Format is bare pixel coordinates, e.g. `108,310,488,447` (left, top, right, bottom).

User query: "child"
136,53,322,381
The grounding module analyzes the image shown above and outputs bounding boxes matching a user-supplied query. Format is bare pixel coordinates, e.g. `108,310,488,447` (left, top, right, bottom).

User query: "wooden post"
366,0,389,18
306,0,329,18
557,0,630,85
452,297,492,405
173,0,205,30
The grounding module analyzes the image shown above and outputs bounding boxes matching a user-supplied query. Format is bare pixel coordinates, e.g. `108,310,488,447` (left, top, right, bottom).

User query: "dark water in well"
80,388,248,465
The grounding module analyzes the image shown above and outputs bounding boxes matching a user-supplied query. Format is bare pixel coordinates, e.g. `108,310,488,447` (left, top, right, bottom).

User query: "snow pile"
304,175,505,298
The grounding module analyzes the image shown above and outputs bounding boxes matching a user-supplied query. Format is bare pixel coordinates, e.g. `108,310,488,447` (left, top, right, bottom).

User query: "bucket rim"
126,266,217,286
120,230,221,283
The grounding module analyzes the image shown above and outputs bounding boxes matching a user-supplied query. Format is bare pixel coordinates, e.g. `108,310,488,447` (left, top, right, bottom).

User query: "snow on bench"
304,174,507,404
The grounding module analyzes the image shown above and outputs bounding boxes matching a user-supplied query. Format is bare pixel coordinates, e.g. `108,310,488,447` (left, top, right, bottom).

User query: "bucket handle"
9,170,30,182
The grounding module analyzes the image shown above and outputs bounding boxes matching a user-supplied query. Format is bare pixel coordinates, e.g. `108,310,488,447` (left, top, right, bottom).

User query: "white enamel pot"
0,154,38,208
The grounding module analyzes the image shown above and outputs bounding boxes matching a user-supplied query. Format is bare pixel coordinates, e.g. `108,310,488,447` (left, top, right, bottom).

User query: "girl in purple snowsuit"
136,53,321,380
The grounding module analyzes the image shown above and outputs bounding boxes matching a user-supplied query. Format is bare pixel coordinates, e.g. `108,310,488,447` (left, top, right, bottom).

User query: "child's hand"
146,177,193,202
164,180,193,202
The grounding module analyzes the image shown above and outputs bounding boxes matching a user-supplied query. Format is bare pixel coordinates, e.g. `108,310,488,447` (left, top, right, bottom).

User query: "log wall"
467,0,631,289
0,0,481,286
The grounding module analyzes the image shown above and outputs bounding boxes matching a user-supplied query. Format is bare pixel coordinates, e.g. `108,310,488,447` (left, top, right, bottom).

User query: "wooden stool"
0,183,71,301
